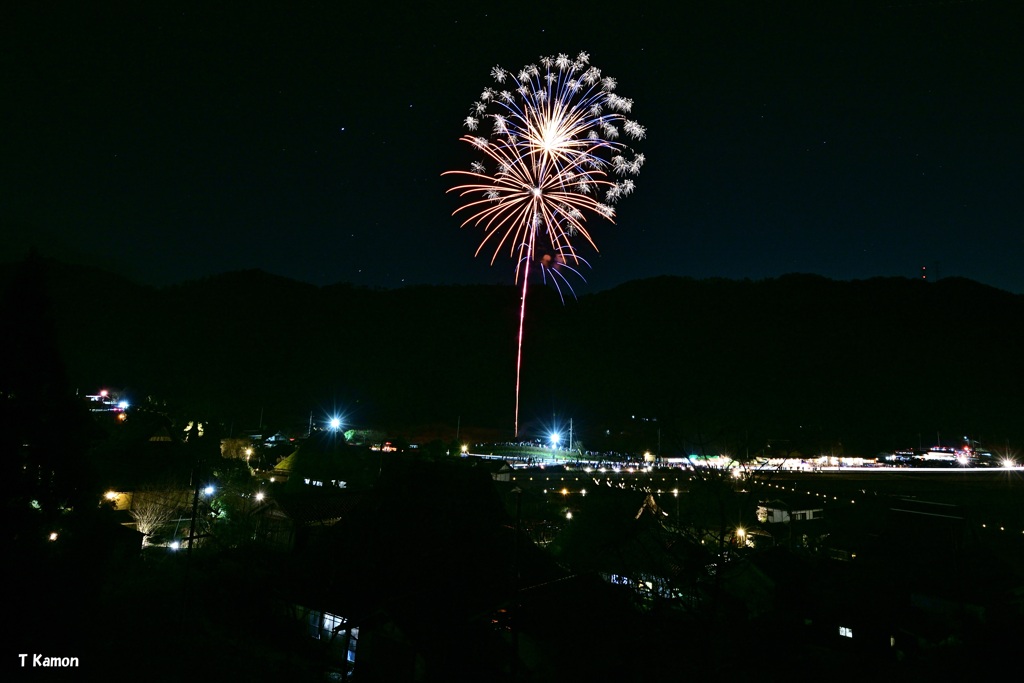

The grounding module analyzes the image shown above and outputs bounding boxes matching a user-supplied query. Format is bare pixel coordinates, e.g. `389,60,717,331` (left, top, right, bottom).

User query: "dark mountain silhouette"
3,256,1021,456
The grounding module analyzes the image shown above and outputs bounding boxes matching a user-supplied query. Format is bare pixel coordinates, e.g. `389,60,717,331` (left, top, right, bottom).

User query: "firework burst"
444,51,645,436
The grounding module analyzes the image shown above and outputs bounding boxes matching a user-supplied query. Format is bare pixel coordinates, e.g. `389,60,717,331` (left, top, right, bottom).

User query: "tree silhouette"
0,252,96,523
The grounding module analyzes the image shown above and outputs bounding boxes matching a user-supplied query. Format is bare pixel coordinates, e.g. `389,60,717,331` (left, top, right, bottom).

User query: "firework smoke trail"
444,52,645,436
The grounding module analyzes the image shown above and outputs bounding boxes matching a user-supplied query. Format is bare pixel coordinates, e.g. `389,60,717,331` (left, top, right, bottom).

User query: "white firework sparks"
445,51,644,284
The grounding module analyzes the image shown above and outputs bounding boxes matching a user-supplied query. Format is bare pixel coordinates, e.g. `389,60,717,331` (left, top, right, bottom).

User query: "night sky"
5,1,1022,294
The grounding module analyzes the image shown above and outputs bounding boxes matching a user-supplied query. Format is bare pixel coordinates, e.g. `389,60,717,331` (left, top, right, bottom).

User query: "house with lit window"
549,489,708,608
468,457,513,482
293,604,362,677
757,498,824,524
250,491,367,552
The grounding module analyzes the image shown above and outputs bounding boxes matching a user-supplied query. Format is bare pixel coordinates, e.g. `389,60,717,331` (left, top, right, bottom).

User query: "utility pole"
510,486,523,679
181,448,203,628
187,454,202,558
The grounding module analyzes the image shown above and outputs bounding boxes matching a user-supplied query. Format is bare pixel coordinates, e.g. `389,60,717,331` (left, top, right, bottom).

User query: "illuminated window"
323,611,345,634
839,626,853,638
309,610,359,664
346,626,359,662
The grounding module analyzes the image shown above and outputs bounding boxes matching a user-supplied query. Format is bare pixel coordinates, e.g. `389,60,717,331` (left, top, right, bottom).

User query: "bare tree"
129,489,182,546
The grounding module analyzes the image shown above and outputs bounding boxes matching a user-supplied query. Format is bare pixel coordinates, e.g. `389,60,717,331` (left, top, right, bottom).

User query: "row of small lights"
753,481,856,507
749,476,1024,538
539,482,750,544
536,471,709,522
520,469,1024,539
